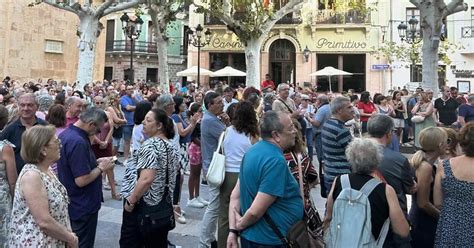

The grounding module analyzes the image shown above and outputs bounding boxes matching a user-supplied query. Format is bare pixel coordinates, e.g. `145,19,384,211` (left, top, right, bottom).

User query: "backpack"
324,175,390,248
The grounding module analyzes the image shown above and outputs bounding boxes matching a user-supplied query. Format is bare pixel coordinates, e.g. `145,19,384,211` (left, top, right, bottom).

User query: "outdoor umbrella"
176,66,213,77
309,66,353,92
210,66,246,77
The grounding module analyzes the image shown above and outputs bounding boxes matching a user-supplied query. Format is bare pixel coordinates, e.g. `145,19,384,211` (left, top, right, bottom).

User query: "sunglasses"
95,101,104,104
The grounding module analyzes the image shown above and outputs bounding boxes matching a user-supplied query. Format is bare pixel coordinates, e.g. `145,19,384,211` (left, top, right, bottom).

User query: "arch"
263,33,301,52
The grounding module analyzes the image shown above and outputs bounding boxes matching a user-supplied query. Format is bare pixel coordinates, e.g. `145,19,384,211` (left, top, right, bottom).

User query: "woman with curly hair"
217,101,259,248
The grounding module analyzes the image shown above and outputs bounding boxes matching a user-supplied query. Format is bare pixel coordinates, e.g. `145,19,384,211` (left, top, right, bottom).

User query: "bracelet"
229,229,240,236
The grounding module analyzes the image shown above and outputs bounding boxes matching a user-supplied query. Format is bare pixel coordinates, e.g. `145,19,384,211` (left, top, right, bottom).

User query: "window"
410,64,422,82
44,40,63,54
471,7,474,26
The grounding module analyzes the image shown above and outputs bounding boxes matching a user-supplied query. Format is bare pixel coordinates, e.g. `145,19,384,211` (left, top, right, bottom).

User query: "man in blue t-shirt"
458,94,474,126
227,111,303,247
120,85,138,160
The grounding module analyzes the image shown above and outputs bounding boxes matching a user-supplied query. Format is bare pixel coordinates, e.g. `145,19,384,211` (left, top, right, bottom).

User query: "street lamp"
121,12,143,84
397,16,422,83
303,46,311,62
187,24,212,87
381,25,388,43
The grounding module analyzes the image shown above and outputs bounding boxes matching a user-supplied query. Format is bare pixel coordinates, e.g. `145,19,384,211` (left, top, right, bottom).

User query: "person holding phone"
57,107,115,248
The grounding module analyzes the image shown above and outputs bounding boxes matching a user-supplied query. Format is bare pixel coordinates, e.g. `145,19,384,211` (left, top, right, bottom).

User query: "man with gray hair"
227,111,303,247
0,93,47,173
368,114,415,246
321,96,354,196
58,107,115,247
65,96,84,127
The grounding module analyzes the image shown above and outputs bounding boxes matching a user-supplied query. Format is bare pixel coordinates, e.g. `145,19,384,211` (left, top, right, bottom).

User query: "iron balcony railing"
105,40,157,53
205,13,302,25
461,26,473,38
314,9,371,24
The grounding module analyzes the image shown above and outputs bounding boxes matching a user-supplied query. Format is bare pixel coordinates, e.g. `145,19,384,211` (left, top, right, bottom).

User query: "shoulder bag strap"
277,98,294,113
217,128,227,154
294,152,305,200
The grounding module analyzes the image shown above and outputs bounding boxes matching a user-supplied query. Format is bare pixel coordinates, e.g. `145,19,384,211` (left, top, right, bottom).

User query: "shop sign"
206,34,244,50
453,70,474,78
315,38,367,50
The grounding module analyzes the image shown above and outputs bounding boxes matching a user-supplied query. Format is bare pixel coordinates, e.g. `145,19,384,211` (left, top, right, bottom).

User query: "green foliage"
371,40,463,66
195,0,278,42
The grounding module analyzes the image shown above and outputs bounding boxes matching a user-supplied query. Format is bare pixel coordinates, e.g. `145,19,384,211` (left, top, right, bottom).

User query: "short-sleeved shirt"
120,95,137,126
313,103,331,133
57,125,102,221
458,104,474,124
434,97,460,125
239,140,304,245
378,146,414,213
357,101,376,122
321,118,352,191
171,113,191,144
0,117,48,174
261,80,275,91
200,111,226,170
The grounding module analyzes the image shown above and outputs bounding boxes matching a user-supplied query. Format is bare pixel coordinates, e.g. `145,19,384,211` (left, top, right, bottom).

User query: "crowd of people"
0,75,472,248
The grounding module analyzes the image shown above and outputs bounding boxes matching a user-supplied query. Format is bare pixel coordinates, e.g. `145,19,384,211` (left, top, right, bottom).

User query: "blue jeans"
305,128,314,160
240,237,285,248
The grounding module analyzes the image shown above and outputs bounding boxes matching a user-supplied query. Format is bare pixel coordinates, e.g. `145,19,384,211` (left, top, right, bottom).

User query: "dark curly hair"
232,101,259,138
459,122,474,157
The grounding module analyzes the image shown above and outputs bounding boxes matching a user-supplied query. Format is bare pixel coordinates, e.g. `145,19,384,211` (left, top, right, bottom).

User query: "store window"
209,53,246,87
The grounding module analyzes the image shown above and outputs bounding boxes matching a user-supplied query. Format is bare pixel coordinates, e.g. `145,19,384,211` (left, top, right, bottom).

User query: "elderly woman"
9,126,78,247
324,138,409,245
434,123,474,247
120,108,179,247
409,127,447,248
35,94,54,120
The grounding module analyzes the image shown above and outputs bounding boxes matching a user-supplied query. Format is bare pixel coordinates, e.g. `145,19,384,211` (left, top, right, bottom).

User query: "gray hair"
155,94,174,110
330,96,350,115
368,114,394,138
37,94,54,112
260,111,285,140
317,94,329,104
65,96,82,108
263,92,275,103
18,93,38,106
468,94,474,102
79,107,107,124
277,83,289,92
346,138,383,174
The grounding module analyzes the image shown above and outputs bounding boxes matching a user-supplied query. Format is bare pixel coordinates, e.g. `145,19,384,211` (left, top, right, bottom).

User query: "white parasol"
309,66,353,92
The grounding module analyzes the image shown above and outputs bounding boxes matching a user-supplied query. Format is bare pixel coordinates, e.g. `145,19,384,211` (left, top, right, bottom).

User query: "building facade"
0,0,105,84
387,0,474,93
104,12,187,84
187,0,390,93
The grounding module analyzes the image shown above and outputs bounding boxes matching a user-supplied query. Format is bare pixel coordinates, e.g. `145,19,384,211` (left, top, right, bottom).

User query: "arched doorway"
269,39,296,86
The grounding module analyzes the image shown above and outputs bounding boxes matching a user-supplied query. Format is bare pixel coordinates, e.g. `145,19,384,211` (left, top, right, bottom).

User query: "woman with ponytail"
409,127,448,248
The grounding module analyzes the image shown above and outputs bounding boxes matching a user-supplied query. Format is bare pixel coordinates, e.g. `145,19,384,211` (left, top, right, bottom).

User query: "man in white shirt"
222,86,238,112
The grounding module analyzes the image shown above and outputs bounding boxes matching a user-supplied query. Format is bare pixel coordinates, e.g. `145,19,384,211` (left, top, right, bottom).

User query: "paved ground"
96,151,414,248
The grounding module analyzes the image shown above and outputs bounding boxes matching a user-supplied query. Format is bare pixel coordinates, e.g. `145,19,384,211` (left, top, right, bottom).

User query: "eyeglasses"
95,101,104,104
447,138,452,145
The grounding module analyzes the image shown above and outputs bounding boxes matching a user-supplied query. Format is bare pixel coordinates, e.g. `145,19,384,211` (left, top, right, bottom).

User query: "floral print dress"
9,164,71,247
0,140,14,247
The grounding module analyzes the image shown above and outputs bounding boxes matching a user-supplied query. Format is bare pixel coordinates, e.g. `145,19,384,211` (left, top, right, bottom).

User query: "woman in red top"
357,91,377,134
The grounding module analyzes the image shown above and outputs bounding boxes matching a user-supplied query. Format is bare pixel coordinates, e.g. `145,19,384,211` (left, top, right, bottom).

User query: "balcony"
461,26,473,38
204,13,302,26
314,9,370,24
105,40,157,54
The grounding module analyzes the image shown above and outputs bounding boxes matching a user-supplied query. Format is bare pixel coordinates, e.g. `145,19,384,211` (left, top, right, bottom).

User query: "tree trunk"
76,13,101,91
245,38,264,89
156,34,169,93
421,31,439,93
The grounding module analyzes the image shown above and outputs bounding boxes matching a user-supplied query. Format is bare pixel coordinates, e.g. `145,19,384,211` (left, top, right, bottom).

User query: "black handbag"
135,141,175,236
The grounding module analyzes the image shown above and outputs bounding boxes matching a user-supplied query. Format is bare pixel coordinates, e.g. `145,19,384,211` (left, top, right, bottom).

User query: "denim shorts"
122,125,133,141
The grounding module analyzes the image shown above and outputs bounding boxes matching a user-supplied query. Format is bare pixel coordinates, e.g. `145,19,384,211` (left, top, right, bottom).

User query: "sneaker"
175,213,186,224
187,198,205,208
196,196,209,206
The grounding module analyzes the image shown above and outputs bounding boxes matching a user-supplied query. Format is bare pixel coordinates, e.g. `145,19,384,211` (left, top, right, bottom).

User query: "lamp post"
397,16,422,84
381,25,388,43
121,13,143,84
303,46,310,62
187,24,212,88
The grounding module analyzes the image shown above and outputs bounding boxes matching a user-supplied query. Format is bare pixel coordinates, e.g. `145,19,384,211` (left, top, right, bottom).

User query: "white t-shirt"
223,126,253,173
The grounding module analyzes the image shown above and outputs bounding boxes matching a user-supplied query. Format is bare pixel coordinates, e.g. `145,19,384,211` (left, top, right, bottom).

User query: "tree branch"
261,0,303,34
102,0,145,16
409,0,421,8
443,0,468,18
43,0,79,15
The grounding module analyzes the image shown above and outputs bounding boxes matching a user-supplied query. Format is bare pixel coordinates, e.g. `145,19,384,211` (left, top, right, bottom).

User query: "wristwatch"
229,229,240,236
